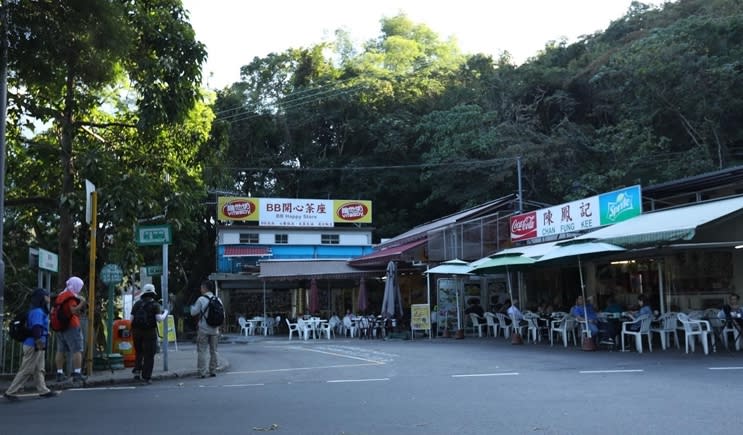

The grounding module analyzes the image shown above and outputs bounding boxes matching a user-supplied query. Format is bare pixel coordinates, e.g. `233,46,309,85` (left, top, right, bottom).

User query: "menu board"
410,304,431,337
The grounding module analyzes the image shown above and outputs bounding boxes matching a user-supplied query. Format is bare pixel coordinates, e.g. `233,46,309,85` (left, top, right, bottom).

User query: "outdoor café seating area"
464,308,742,355
279,314,396,341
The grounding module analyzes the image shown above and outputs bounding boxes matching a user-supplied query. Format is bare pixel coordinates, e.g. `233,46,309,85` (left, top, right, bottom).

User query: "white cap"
141,283,157,296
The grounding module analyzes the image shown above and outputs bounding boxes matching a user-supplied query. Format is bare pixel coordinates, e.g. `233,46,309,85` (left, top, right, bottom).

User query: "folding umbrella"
381,261,403,319
537,239,625,343
308,278,319,314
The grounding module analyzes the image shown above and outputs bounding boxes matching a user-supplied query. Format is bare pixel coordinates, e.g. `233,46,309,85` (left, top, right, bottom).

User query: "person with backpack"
130,284,168,384
53,276,87,384
4,288,59,400
189,280,223,378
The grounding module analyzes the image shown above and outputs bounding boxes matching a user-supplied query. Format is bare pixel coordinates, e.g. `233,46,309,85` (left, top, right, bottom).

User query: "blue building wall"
216,245,374,274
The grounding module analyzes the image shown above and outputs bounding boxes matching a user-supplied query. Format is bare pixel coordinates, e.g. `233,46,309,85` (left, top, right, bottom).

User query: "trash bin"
112,319,136,367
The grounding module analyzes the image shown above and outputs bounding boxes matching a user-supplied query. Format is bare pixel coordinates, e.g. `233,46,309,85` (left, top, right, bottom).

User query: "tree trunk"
58,68,77,284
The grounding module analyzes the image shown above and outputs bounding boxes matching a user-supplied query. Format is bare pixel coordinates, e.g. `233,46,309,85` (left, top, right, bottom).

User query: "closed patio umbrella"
382,261,403,320
309,278,319,314
357,277,368,313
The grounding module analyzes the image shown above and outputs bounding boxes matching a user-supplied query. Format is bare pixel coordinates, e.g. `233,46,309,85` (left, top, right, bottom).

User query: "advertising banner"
509,185,641,242
217,197,372,226
410,304,431,333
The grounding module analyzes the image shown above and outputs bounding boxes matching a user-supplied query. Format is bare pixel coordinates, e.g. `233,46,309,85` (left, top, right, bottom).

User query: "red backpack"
50,298,72,332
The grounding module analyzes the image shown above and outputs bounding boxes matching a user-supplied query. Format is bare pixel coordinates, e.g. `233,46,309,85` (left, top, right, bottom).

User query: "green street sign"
146,265,163,276
101,264,123,285
136,224,172,246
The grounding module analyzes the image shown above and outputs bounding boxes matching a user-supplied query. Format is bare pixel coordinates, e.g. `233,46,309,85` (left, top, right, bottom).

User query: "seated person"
604,296,623,314
507,299,527,329
599,297,623,343
464,298,485,318
570,295,599,338
718,293,743,330
625,294,652,331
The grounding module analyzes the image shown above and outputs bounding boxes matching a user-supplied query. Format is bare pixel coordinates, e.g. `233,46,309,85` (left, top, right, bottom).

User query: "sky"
182,0,671,89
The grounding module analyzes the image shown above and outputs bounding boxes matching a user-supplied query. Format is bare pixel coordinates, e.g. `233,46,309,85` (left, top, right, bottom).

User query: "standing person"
4,288,59,400
131,284,168,384
190,280,221,378
54,276,87,384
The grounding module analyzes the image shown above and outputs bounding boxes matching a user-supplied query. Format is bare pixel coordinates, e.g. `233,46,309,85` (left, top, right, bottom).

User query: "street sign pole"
86,190,98,377
162,243,169,371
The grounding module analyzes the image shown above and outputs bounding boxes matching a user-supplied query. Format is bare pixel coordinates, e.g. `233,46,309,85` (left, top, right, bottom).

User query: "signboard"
157,315,177,343
509,185,642,242
437,278,464,330
145,265,163,276
136,224,172,246
410,304,431,332
100,264,123,285
38,248,59,273
217,197,373,226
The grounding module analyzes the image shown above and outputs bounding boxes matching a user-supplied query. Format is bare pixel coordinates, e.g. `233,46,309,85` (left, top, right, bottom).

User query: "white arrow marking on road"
708,366,743,370
579,369,644,374
451,372,519,377
327,378,390,383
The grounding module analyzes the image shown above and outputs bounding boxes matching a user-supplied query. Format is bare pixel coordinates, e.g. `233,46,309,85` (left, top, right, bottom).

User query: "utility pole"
0,1,10,369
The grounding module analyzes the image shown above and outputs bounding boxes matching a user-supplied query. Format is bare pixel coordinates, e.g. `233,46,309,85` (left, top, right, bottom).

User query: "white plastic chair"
550,316,577,347
342,316,356,337
524,314,541,343
677,312,711,355
469,313,487,338
318,321,333,339
650,312,680,350
494,313,512,339
621,314,653,353
484,312,499,338
238,316,252,336
285,318,299,340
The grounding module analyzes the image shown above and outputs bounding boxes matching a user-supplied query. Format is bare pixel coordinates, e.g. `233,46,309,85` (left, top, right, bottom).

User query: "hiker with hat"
54,276,87,384
130,283,168,384
4,288,59,400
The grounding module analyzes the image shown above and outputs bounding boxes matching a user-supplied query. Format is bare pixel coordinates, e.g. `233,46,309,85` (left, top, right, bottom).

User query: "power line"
206,157,520,173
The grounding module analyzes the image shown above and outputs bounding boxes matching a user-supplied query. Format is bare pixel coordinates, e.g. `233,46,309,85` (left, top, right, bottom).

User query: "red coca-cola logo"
336,202,369,221
510,212,537,241
222,199,256,219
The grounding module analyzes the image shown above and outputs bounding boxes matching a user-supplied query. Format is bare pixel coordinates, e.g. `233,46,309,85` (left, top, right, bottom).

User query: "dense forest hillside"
212,0,743,239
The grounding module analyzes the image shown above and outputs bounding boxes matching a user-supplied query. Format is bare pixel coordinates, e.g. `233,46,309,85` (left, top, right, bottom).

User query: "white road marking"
228,362,380,375
223,383,265,387
708,366,743,370
300,347,386,364
326,378,390,383
579,369,644,374
451,372,519,378
68,386,137,392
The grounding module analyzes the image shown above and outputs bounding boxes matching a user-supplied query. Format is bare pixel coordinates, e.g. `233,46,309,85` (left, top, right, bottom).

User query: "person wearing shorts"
54,276,87,383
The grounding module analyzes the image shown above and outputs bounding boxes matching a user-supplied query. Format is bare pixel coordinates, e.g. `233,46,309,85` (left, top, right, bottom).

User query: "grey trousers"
196,331,218,376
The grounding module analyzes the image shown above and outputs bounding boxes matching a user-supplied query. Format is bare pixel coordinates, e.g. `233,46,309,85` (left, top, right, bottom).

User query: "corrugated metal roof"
348,238,427,267
575,195,743,247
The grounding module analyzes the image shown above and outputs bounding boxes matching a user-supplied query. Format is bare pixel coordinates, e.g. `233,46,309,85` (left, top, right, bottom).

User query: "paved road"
2,336,740,434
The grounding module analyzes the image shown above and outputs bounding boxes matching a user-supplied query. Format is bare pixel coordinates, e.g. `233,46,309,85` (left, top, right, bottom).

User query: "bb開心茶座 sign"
217,197,372,227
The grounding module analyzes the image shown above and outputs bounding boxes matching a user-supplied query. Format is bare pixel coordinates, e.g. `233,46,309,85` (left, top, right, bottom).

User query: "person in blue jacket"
4,288,59,400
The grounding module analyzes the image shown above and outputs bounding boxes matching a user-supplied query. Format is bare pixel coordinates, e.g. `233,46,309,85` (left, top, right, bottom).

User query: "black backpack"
202,295,225,327
9,310,31,342
132,300,156,329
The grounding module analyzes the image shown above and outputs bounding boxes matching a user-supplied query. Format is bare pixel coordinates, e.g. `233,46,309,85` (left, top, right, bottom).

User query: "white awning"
575,195,743,247
468,240,564,268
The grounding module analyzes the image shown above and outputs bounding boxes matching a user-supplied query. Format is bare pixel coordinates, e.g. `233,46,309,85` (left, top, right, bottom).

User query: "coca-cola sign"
510,212,537,241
